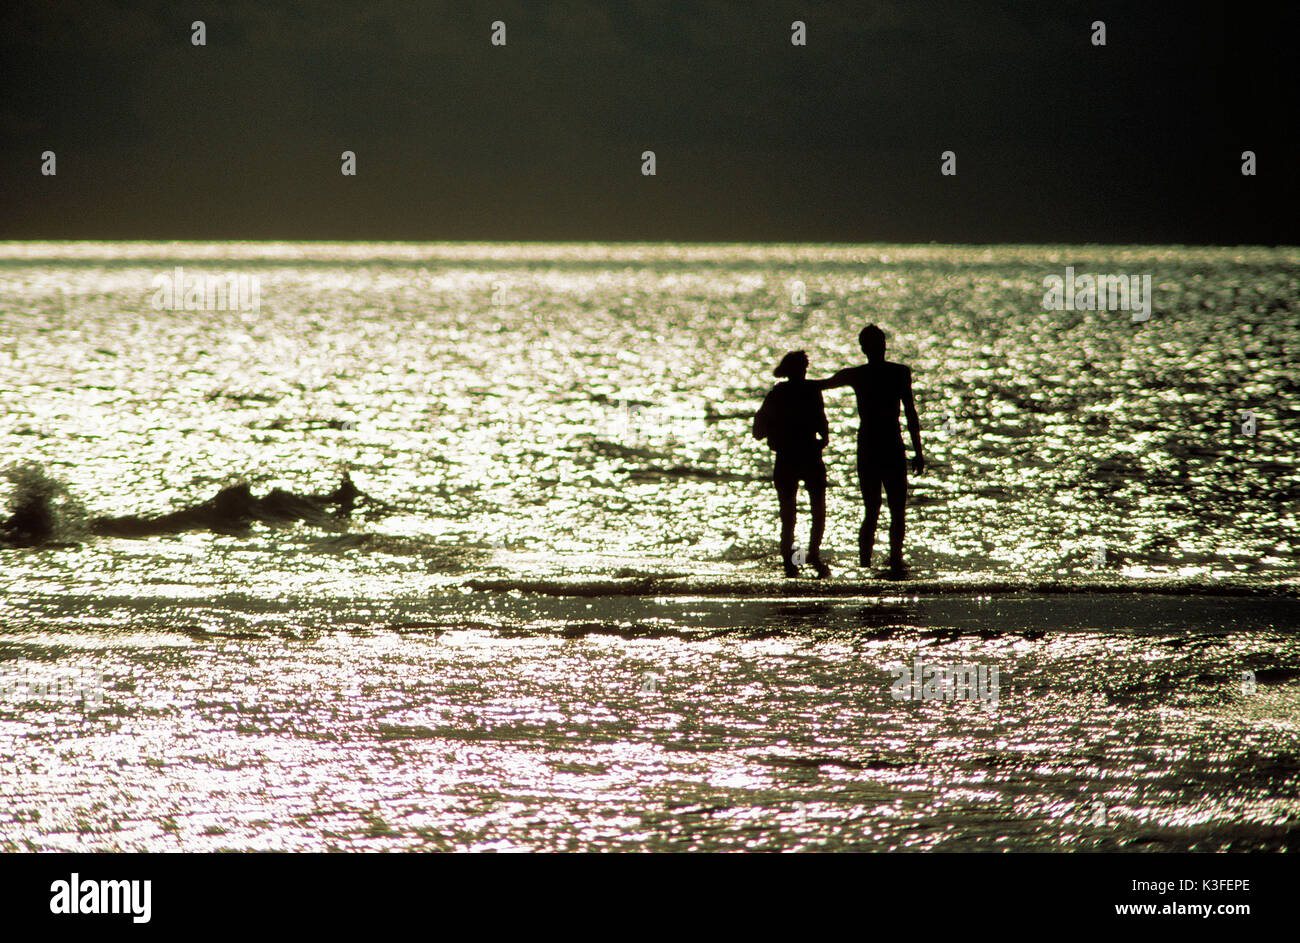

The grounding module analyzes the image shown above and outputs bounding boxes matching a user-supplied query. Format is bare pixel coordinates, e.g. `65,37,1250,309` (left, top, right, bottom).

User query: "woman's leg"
774,455,799,573
805,454,830,577
807,482,830,577
808,483,825,557
777,481,797,571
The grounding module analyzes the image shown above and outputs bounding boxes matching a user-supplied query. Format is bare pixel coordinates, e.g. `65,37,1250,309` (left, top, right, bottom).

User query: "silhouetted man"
814,325,923,573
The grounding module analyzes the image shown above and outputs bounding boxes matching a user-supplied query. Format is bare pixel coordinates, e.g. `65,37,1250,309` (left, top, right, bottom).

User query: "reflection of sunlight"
5,242,1296,587
2,242,1298,852
2,595,1298,851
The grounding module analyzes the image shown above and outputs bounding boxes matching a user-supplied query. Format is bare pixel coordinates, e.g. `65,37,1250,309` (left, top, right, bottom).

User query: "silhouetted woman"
753,350,831,578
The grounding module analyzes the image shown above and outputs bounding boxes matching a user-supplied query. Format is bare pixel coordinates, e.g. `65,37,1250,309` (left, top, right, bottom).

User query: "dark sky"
1,1,1295,243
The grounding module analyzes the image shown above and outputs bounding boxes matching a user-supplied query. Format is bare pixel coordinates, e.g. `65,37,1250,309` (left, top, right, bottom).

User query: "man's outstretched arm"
902,366,924,474
811,368,855,391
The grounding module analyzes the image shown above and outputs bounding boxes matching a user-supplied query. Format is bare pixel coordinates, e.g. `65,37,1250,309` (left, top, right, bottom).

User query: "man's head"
774,350,809,380
859,324,886,362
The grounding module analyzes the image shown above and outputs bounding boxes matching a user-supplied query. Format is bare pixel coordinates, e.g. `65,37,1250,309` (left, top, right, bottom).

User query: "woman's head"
774,350,809,379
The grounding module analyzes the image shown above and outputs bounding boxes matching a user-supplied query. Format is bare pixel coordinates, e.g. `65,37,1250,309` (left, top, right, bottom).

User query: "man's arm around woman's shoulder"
810,366,858,391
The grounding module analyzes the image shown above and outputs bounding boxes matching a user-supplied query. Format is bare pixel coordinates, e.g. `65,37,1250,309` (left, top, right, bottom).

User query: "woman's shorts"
774,452,827,490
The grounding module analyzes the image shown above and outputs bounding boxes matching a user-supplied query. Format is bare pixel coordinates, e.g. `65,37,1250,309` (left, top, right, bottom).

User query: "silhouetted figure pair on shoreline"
753,325,924,578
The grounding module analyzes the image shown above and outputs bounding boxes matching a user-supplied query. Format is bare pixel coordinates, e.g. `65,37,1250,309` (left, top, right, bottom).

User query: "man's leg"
857,459,882,568
883,461,908,570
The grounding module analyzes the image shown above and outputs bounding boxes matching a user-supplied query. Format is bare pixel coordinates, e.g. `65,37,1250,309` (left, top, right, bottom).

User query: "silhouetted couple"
752,325,924,578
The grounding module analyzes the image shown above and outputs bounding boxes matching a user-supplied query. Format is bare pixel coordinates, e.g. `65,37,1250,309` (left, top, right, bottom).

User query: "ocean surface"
1,242,1297,851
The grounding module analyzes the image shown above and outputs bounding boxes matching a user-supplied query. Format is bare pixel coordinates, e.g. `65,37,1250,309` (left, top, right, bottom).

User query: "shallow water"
2,592,1298,851
1,242,1297,851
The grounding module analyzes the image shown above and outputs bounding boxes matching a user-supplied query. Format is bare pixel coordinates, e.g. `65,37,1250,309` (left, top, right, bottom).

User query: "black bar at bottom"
0,852,1285,932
